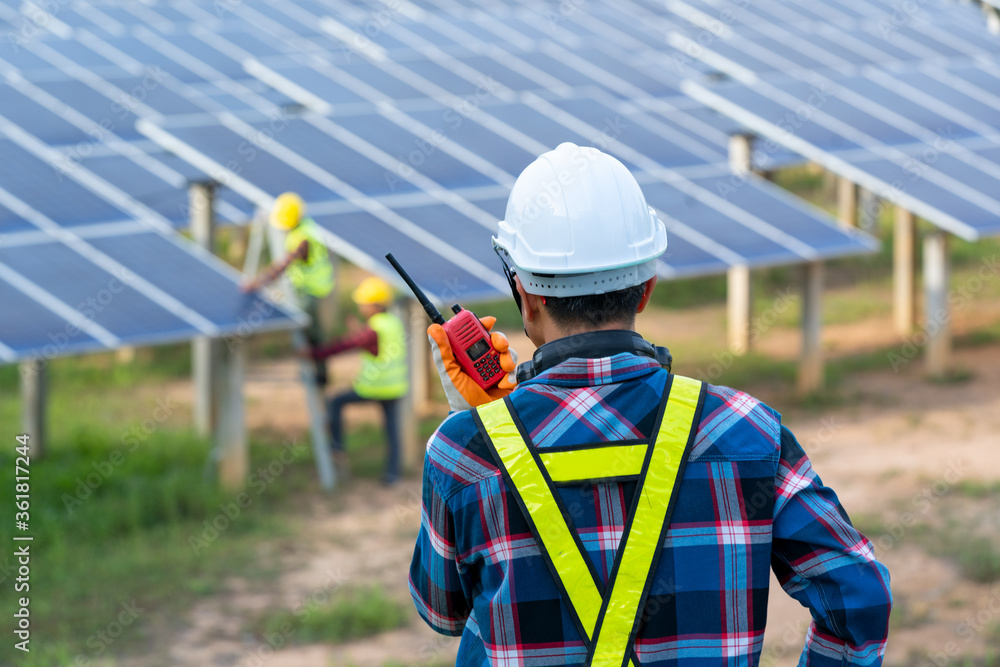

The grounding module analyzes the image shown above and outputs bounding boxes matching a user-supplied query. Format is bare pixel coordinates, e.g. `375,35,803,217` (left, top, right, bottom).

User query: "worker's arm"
409,418,474,636
771,426,892,666
242,240,309,292
308,326,378,360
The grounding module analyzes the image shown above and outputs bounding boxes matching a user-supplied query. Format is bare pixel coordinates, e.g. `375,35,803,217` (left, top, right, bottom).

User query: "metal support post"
986,5,1000,34
727,265,752,356
837,178,858,227
191,182,221,437
728,134,754,176
798,262,824,394
216,343,248,490
924,231,951,377
20,359,46,458
894,208,918,335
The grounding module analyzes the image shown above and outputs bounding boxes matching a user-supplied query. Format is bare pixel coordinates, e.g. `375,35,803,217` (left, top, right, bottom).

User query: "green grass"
256,586,409,644
888,594,932,631
674,352,798,393
0,422,313,664
952,538,1000,584
0,343,191,392
872,508,1000,585
954,480,1000,499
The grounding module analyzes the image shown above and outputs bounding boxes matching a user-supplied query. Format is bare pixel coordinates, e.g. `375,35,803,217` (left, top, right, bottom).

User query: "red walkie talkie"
386,253,505,390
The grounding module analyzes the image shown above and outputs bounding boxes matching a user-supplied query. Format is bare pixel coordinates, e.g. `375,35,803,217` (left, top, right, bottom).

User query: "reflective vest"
354,311,409,400
474,374,705,667
284,217,333,298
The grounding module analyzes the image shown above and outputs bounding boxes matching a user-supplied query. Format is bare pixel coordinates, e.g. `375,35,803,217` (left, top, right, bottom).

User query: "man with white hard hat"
410,143,891,666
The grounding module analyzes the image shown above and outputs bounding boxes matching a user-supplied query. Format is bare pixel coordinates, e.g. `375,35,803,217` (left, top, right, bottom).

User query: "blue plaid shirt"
410,352,891,666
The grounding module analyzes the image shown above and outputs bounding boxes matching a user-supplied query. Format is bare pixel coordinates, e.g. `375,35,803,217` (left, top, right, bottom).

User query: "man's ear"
515,276,543,323
636,276,657,314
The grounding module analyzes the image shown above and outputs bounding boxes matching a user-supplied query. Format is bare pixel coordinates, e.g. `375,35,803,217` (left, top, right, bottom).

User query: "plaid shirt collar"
519,337,665,388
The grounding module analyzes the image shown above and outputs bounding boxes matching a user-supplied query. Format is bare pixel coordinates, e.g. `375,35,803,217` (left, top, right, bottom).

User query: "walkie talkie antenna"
385,253,445,325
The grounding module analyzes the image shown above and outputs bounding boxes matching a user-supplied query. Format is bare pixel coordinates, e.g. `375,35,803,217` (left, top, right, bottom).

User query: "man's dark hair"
545,284,646,329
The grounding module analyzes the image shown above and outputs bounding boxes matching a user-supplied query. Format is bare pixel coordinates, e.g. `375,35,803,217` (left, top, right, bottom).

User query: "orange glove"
428,316,518,411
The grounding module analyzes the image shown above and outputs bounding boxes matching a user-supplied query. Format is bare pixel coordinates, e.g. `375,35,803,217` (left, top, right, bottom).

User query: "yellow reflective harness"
474,375,705,667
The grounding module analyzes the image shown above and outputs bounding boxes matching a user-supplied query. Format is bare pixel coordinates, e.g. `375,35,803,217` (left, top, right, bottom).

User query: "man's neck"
535,320,635,346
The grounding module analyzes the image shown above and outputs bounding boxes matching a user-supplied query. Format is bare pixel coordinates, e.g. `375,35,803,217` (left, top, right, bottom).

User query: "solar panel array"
150,0,878,300
0,0,883,359
669,0,1000,240
0,0,311,362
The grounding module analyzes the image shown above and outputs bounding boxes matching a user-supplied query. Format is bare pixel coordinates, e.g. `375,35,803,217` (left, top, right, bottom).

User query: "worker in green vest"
308,277,409,484
243,192,334,386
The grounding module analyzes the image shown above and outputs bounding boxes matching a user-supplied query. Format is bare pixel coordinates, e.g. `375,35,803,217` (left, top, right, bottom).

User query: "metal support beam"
727,265,752,356
858,188,879,231
986,5,1000,34
20,359,46,458
215,343,248,490
893,208,918,335
837,178,858,227
924,231,951,377
190,182,220,437
798,262,824,394
728,134,754,176
401,299,429,473
294,329,336,492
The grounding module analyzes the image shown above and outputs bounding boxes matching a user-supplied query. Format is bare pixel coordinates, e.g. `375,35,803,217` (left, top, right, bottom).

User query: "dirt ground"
123,302,1000,667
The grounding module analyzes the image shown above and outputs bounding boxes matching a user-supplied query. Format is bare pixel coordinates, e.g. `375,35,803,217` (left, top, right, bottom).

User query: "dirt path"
128,298,1000,666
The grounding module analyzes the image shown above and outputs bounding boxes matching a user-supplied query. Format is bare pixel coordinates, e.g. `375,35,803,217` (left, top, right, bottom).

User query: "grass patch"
770,164,829,198
257,586,408,644
927,368,975,385
466,296,523,333
954,480,1000,499
952,538,1000,584
0,343,192,393
849,480,1000,584
888,595,932,631
849,513,884,541
0,423,313,664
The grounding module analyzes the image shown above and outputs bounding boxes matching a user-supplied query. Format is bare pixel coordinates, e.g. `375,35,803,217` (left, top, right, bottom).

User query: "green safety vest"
474,375,705,667
354,311,409,400
284,217,333,298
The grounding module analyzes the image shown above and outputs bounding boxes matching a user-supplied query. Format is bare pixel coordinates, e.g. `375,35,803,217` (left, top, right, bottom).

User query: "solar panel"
0,139,130,227
683,62,1000,240
0,86,90,145
312,211,499,303
665,0,1000,79
0,0,885,368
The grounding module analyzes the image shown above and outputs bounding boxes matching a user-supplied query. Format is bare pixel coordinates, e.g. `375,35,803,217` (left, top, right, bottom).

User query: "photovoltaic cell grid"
0,5,311,361
663,0,1000,81
125,0,874,300
668,0,1000,240
0,121,306,360
0,0,890,360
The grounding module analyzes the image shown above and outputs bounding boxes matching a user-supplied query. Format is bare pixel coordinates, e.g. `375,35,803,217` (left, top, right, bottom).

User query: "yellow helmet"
270,192,305,230
353,277,393,306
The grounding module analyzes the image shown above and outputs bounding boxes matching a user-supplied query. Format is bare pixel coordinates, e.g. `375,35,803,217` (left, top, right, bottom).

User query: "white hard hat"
493,142,667,298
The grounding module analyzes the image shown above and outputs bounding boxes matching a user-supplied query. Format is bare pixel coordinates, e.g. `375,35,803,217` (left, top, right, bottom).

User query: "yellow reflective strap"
476,399,604,636
589,375,703,667
539,444,648,483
